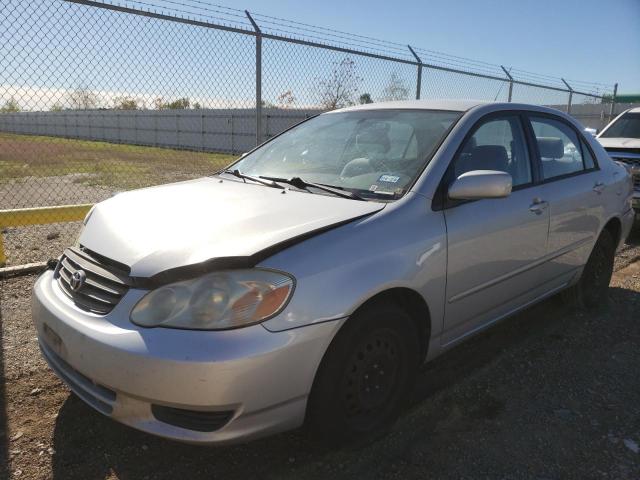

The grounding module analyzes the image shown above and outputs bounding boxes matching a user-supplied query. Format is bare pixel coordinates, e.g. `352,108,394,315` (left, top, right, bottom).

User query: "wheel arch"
324,287,432,368
304,286,432,427
601,215,622,247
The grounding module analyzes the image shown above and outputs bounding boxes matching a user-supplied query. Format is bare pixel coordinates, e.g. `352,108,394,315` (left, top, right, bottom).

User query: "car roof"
324,99,584,127
627,106,640,114
329,99,487,113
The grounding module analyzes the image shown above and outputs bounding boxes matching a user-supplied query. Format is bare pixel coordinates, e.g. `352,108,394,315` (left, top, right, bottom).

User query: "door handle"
593,181,605,194
529,198,548,214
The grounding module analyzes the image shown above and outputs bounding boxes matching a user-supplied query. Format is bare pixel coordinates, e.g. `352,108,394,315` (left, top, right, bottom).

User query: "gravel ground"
1,228,639,480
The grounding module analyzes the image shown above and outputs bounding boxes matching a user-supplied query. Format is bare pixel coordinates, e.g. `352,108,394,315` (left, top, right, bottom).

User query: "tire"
563,228,616,309
306,301,420,444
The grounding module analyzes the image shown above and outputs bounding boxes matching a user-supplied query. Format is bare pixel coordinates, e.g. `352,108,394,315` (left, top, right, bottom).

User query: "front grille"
54,246,130,315
151,405,234,432
607,152,640,191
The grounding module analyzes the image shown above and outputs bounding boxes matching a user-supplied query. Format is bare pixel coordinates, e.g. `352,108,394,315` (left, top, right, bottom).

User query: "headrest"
455,144,509,178
462,136,477,153
537,137,564,159
356,127,390,154
469,145,509,171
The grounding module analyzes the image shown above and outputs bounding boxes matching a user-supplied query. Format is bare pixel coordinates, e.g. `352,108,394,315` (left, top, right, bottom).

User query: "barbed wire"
80,0,615,94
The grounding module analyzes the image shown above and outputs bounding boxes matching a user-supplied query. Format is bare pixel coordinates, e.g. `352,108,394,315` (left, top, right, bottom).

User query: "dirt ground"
1,229,639,480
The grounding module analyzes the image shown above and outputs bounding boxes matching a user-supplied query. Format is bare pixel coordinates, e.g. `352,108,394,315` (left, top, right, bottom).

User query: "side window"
581,139,596,170
530,116,586,180
453,116,532,187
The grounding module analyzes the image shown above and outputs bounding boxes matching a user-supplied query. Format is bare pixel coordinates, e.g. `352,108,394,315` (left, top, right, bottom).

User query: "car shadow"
51,286,640,480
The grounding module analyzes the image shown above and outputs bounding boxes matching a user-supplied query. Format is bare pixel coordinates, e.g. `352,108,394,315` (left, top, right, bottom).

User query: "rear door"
525,114,603,285
441,113,550,344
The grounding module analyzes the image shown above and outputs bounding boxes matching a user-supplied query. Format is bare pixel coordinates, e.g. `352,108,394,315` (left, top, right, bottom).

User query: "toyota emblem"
70,270,87,292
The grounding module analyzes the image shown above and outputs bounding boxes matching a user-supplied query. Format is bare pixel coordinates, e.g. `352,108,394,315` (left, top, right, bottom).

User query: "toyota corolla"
32,100,635,444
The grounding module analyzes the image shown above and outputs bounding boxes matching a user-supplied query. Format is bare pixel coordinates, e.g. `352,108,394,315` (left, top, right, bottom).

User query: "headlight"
130,269,295,330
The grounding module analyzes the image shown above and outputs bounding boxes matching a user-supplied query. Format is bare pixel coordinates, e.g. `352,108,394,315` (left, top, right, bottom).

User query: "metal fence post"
246,10,262,146
201,111,205,151
500,66,513,102
230,114,235,153
609,83,618,123
561,78,573,115
407,45,422,100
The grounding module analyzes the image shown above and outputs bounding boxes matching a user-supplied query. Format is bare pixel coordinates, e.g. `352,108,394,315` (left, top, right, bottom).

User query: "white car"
597,107,640,212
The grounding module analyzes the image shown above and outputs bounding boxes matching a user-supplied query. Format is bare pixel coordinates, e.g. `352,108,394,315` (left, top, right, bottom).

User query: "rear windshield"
231,109,461,200
600,112,640,139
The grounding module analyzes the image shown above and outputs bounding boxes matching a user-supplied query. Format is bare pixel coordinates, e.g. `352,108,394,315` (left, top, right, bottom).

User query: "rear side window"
530,117,586,180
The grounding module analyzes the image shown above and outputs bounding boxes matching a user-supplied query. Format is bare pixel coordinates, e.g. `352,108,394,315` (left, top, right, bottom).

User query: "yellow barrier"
0,204,93,266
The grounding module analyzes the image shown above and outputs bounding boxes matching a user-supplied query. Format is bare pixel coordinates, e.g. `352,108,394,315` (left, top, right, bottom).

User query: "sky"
1,0,638,112
237,0,640,94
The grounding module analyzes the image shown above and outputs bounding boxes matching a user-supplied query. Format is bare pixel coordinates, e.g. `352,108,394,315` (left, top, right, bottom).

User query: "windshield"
600,112,640,139
229,109,461,199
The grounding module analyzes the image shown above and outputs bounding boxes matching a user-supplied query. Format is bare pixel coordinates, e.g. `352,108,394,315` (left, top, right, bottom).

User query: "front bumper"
32,271,342,444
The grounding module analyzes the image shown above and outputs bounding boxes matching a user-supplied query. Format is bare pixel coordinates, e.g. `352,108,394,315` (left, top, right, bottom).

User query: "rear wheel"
306,302,420,443
563,228,615,309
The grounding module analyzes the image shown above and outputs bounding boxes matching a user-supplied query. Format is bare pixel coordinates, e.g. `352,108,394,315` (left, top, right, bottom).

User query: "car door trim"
442,270,574,348
448,235,592,303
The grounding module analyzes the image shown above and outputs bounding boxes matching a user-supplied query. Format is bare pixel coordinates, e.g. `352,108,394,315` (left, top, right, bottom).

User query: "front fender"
259,193,447,340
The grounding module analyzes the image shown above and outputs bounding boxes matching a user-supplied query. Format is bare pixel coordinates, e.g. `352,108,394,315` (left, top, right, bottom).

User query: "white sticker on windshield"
378,174,400,183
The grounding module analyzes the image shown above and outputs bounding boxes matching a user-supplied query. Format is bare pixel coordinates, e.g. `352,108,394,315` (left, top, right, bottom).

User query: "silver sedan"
32,100,636,445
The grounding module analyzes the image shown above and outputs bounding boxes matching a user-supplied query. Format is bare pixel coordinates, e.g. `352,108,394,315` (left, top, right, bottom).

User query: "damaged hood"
79,177,385,278
597,137,640,150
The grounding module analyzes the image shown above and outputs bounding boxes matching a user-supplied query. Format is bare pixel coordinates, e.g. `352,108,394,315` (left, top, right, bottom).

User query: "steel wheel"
307,302,420,443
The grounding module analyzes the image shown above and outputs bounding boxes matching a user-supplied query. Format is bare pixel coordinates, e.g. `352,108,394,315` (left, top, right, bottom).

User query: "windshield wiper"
259,176,364,200
219,169,284,189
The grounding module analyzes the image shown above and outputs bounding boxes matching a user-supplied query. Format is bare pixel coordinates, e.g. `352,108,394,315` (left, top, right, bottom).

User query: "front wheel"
306,302,420,443
563,229,615,309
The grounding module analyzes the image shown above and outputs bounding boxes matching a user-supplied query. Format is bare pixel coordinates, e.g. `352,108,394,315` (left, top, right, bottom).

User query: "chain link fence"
0,0,620,268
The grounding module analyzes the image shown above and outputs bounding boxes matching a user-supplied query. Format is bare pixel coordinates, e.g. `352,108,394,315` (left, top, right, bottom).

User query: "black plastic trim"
151,405,233,433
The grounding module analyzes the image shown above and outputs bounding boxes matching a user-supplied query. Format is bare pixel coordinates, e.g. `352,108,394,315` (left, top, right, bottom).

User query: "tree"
112,96,140,110
276,90,296,109
50,102,63,112
155,97,191,110
68,86,99,110
380,73,409,101
316,57,362,110
164,97,190,109
0,97,20,113
192,102,202,110
359,93,373,104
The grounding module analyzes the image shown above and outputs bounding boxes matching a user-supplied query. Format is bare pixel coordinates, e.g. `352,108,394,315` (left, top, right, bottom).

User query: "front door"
442,114,550,344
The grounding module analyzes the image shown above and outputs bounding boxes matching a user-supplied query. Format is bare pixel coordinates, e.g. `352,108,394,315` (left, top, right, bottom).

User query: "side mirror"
448,170,512,200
